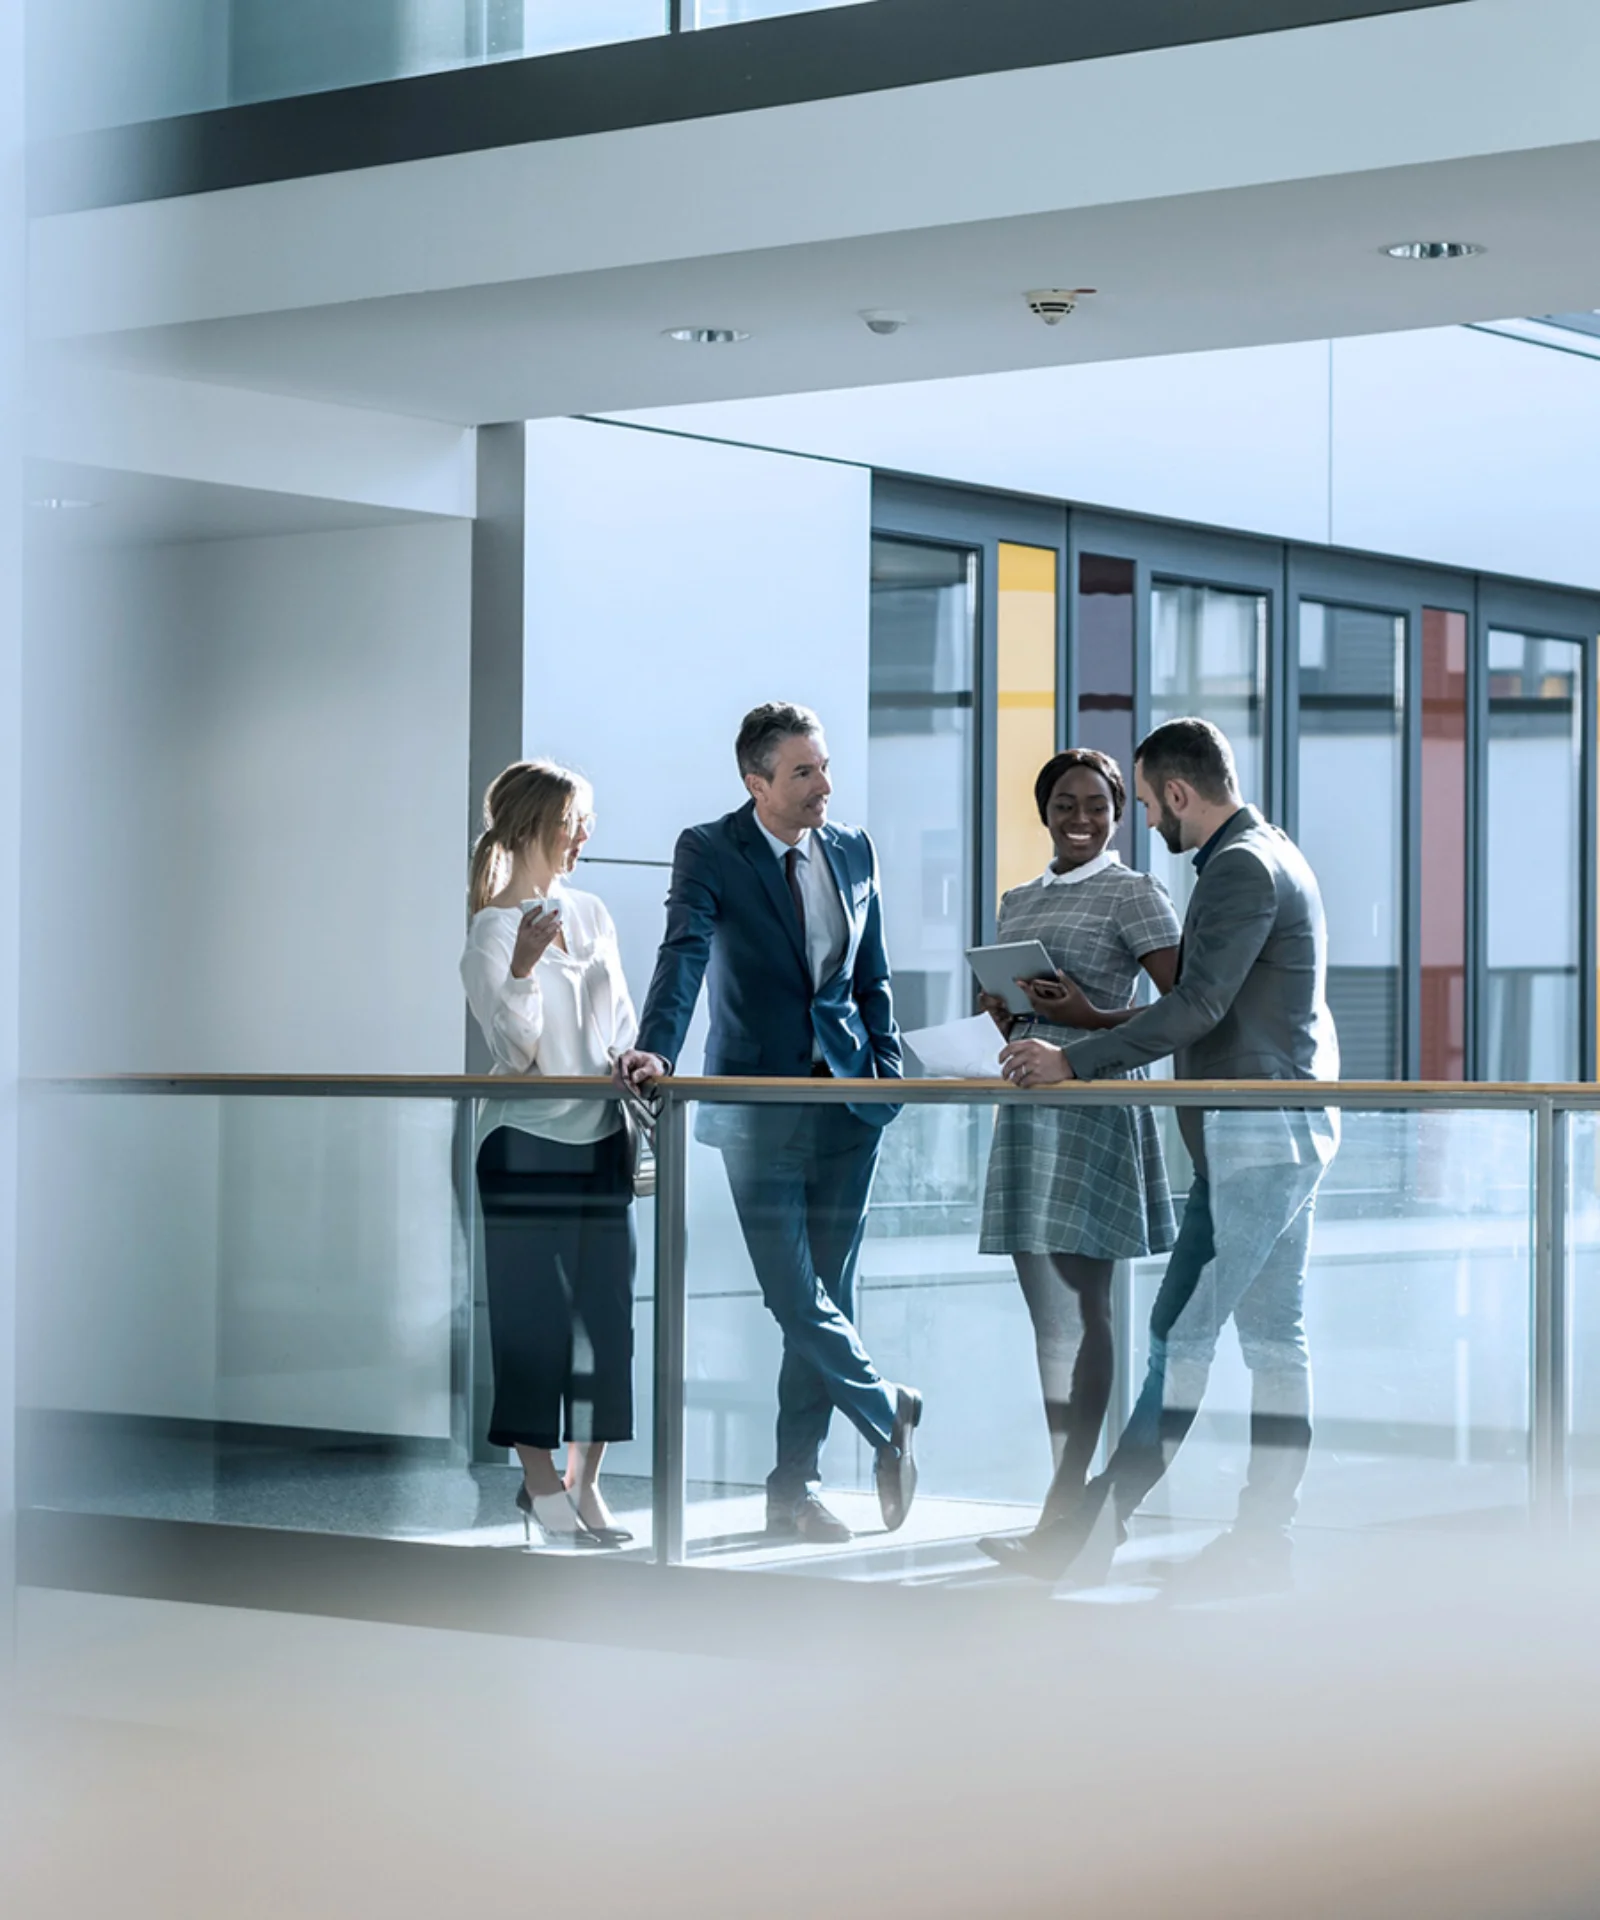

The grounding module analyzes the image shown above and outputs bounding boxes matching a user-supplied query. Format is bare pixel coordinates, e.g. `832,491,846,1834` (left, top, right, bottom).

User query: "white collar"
754,816,811,862
1040,848,1122,887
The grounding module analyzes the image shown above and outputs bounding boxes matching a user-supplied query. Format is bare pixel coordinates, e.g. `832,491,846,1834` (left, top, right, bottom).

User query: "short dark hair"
1134,717,1238,804
1033,748,1126,824
735,702,822,780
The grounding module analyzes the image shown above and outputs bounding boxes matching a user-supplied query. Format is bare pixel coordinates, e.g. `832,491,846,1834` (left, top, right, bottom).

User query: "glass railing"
19,1072,1597,1600
29,0,886,139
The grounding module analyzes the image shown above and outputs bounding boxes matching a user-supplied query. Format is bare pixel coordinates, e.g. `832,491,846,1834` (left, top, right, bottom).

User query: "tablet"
966,940,1057,1016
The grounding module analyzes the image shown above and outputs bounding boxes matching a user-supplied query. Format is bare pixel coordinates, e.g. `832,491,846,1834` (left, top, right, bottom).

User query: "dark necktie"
784,847,808,944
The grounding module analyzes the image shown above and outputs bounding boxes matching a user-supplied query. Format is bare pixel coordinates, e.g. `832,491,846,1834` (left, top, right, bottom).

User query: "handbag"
580,956,657,1198
616,1075,659,1199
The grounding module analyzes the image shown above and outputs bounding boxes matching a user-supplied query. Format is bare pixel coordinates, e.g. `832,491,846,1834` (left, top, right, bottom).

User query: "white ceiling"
60,141,1600,424
23,460,443,547
31,0,1600,425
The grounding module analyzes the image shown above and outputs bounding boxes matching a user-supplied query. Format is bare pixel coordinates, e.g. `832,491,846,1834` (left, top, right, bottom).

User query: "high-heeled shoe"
565,1486,634,1549
516,1482,608,1549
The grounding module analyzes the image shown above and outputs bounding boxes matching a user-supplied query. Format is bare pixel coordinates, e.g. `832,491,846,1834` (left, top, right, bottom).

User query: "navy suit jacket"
635,800,903,1137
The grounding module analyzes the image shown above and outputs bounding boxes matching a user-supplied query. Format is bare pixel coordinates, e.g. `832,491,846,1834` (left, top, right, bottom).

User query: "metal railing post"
1109,1259,1135,1455
652,1094,689,1565
1531,1098,1569,1529
449,1098,478,1465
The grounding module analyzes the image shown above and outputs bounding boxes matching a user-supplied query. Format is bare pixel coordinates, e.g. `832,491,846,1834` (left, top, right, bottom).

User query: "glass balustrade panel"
17,1086,656,1555
30,1,671,135
679,1093,1534,1582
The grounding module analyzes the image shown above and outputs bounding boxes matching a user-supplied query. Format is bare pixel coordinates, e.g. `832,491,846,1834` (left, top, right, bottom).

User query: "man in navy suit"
615,703,923,1542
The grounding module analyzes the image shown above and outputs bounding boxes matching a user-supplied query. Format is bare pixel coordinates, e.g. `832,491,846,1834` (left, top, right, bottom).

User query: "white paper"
902,1013,1006,1080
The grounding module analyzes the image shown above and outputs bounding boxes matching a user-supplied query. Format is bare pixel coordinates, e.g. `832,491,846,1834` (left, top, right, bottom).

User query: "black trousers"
476,1125,636,1452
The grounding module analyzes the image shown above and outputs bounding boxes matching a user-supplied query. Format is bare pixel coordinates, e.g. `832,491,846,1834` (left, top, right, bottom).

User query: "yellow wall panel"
996,543,1058,902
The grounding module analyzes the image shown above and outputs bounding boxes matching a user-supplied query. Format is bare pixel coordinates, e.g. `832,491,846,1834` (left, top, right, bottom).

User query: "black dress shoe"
976,1492,1123,1583
1159,1528,1293,1602
766,1493,853,1544
874,1386,924,1532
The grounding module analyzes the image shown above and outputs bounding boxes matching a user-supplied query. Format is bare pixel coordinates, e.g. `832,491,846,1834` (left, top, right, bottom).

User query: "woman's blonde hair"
468,759,591,913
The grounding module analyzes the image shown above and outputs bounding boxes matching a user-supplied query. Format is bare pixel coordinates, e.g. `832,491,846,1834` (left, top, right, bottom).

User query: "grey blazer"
1065,808,1339,1159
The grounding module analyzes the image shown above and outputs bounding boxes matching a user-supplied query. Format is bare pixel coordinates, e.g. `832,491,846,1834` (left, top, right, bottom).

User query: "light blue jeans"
1105,1110,1332,1532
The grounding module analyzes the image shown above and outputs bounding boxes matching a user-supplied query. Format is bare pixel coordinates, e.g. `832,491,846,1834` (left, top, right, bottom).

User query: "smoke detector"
1025,288,1096,325
860,309,910,336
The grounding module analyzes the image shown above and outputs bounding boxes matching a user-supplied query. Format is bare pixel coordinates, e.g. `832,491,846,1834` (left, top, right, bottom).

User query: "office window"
1486,630,1585,1080
995,543,1058,902
689,0,878,22
867,538,976,1035
228,1,668,105
1075,554,1136,864
868,536,980,1226
1420,609,1470,1080
1148,581,1267,915
1297,603,1405,1079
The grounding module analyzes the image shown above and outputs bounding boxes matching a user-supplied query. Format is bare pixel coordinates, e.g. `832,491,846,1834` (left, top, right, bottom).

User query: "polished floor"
20,1412,1541,1604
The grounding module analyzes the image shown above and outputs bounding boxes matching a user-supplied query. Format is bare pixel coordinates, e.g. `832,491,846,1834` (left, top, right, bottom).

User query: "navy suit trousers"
719,1106,898,1506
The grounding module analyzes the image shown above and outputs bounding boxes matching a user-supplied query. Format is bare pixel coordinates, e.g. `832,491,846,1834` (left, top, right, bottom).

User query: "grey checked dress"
980,861,1182,1259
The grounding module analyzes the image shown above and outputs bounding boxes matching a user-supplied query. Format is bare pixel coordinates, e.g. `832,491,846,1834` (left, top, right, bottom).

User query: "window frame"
1477,576,1599,1083
873,485,1600,1085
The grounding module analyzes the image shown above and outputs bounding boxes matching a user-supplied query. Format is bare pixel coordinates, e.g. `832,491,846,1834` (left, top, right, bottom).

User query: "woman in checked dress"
978,748,1182,1521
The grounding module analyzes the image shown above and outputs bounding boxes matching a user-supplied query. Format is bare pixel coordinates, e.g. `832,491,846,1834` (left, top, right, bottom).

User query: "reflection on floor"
23,1414,1541,1604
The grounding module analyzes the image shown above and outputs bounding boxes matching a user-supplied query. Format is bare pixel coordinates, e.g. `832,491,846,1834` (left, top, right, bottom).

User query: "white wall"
23,521,471,1075
1331,328,1600,586
615,325,1600,592
620,342,1335,547
521,420,873,1484
2,0,22,1637
19,520,473,1434
30,364,477,521
523,417,872,1050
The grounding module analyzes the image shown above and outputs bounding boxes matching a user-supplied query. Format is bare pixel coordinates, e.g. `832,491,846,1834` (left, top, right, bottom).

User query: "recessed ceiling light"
663,326,750,344
1383,240,1486,261
28,496,100,510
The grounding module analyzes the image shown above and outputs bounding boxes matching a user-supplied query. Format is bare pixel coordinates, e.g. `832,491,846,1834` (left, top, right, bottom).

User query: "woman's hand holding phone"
1016,969,1096,1027
511,898,564,978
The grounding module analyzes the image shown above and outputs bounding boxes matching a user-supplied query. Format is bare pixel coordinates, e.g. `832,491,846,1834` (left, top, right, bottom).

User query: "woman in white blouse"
461,759,639,1549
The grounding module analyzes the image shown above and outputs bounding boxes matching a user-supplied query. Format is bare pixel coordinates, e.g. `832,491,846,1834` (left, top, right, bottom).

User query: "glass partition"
678,1088,1535,1580
30,0,671,135
1420,608,1470,1080
1486,630,1585,1080
30,0,898,136
1567,1109,1600,1510
17,1083,657,1555
17,1077,1584,1603
1296,602,1405,1079
1074,554,1137,866
867,537,985,1301
689,0,879,20
868,536,976,1036
1148,581,1268,917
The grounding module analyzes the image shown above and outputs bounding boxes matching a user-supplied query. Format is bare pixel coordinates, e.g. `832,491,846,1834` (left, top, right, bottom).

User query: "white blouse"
460,882,638,1145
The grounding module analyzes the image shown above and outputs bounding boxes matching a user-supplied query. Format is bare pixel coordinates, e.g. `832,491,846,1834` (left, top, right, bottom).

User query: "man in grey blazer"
981,717,1339,1594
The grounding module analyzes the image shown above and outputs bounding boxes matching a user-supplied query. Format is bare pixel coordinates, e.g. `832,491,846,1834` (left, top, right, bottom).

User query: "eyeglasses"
570,812,597,836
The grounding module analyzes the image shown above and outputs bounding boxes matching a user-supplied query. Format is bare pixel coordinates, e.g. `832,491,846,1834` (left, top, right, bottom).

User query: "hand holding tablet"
965,939,1058,1016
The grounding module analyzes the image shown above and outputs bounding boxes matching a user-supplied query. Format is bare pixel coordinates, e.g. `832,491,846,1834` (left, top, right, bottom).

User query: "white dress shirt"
753,815,849,988
460,881,638,1144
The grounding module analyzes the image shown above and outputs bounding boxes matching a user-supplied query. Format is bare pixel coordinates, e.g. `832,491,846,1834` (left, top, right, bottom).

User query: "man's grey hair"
735,702,823,780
